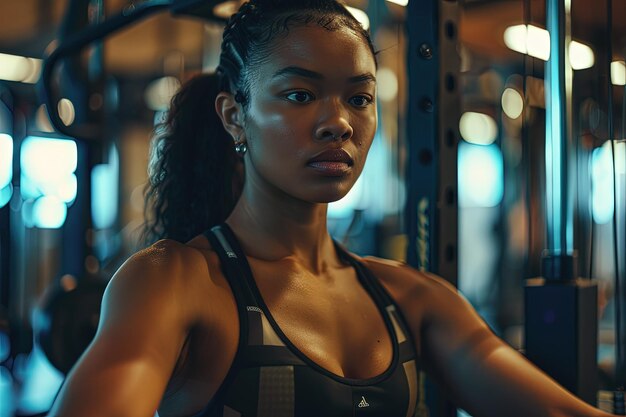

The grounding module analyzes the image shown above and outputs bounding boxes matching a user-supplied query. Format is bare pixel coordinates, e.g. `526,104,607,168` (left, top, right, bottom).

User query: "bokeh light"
501,88,524,119
20,136,77,229
459,112,498,145
458,142,504,208
92,145,119,229
0,133,12,192
504,24,595,70
591,141,625,224
32,196,67,229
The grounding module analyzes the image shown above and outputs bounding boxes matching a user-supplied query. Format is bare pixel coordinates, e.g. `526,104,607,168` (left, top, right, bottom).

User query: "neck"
226,178,341,274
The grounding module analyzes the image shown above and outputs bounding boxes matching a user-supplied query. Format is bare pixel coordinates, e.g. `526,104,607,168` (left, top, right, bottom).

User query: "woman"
48,1,616,417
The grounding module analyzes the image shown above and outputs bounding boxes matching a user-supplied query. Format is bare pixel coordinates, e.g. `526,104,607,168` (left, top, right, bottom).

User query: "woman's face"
241,24,378,204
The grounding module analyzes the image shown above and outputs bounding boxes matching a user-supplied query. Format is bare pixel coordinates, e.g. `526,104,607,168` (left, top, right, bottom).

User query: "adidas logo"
357,396,370,408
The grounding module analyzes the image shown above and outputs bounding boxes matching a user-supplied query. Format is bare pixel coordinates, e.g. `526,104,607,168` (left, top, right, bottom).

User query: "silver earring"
235,141,248,156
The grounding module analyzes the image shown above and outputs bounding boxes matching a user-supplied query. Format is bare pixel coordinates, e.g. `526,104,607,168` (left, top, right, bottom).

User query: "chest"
160,252,420,417
248,260,394,379
202,259,420,417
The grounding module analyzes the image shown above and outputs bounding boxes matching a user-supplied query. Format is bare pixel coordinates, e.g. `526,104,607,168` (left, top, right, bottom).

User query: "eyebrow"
271,66,376,84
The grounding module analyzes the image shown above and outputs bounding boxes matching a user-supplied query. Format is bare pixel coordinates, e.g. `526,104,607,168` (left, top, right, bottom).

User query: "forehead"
252,25,376,81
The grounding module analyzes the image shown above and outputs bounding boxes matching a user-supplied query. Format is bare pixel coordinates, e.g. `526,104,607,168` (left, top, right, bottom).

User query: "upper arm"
48,240,207,417
364,259,493,372
366,260,609,417
418,274,610,417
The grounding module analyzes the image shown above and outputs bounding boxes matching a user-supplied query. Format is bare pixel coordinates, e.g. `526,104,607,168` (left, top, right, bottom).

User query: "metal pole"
406,1,460,416
524,0,597,405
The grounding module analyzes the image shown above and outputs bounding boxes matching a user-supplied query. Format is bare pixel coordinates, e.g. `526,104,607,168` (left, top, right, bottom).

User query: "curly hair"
142,73,239,244
143,0,377,244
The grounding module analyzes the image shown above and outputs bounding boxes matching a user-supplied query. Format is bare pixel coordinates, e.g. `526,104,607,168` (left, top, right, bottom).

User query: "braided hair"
143,0,377,244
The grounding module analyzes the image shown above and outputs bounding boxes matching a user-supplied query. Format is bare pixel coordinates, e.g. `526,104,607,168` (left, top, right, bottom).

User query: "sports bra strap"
332,241,394,310
204,225,259,309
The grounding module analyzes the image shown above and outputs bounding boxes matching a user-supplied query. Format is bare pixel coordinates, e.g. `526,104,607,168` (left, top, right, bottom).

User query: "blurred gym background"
0,0,624,416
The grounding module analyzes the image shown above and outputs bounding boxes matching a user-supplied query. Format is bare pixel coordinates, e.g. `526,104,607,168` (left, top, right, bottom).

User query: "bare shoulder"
359,256,459,308
48,239,219,417
103,238,214,327
109,239,205,293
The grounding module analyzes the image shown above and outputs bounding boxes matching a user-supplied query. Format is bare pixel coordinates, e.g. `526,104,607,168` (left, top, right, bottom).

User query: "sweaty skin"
48,25,616,417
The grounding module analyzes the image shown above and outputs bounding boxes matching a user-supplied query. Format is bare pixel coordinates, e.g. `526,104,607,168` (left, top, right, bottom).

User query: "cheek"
356,112,377,147
246,105,312,157
246,125,306,173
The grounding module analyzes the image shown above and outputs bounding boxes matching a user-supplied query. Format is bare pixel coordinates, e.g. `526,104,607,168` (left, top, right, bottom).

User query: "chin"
286,177,358,204
308,188,353,204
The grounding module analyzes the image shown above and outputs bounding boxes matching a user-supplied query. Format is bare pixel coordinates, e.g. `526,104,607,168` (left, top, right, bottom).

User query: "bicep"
48,246,193,417
420,275,603,417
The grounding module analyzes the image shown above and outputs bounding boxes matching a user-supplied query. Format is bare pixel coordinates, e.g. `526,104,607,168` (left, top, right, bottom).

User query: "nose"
314,100,354,142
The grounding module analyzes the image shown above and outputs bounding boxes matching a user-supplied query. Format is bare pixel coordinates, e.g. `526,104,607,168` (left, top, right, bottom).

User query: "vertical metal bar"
525,2,598,404
406,0,459,285
437,1,460,286
545,0,574,259
406,1,459,416
406,0,438,275
605,0,625,388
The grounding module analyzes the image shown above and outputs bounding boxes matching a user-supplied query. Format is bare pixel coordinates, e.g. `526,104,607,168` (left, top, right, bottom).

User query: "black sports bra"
194,223,420,417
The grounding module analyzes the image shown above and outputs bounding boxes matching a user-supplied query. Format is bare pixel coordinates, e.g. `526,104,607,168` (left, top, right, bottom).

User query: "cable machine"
39,0,624,415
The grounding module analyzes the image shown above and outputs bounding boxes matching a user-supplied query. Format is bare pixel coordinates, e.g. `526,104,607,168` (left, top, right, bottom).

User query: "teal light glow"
0,185,12,208
591,141,624,224
0,366,14,417
0,133,12,190
544,0,574,256
21,173,77,203
32,196,67,229
20,136,77,228
545,15,563,254
91,145,119,229
20,136,77,182
15,345,63,415
458,142,504,208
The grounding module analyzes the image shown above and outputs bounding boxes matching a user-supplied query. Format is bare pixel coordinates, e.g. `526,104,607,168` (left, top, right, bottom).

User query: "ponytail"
142,73,240,244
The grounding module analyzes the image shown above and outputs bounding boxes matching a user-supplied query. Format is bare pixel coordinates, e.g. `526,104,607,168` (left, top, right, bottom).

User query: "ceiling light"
612,61,626,86
386,0,409,5
569,41,594,70
504,25,550,61
503,25,594,70
503,25,528,56
0,53,42,84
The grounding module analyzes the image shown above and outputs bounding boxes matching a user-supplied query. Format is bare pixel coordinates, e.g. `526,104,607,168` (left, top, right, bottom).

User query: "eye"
285,91,314,103
349,95,374,108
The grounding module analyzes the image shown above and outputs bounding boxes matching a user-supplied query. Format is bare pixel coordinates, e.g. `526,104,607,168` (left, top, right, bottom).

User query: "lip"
307,148,354,166
306,148,354,177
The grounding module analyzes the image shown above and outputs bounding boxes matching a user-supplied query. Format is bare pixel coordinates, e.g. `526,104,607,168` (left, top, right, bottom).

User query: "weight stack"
525,277,598,405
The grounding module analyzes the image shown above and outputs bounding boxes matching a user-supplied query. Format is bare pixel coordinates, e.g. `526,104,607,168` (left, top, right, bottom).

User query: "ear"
215,91,244,141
